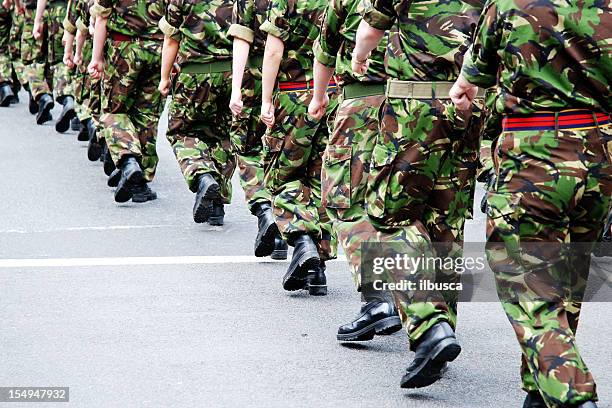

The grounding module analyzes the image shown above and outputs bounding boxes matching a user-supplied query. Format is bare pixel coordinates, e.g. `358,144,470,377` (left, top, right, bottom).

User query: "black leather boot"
337,300,402,341
209,202,225,226
71,116,81,131
100,138,107,162
400,321,461,389
193,173,221,224
28,90,37,114
55,96,76,133
36,93,54,125
103,148,116,176
114,156,143,203
132,181,157,203
271,236,288,260
77,121,89,141
522,391,547,408
0,83,14,107
107,168,121,188
253,201,279,257
86,120,103,161
306,262,327,296
282,234,320,291
10,94,19,104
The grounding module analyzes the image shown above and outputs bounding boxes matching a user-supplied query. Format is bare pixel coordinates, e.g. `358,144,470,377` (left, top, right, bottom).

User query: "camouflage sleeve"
90,0,114,19
362,0,396,30
159,0,186,41
63,0,78,34
260,0,291,41
461,1,501,88
313,0,347,68
228,0,255,43
75,0,90,34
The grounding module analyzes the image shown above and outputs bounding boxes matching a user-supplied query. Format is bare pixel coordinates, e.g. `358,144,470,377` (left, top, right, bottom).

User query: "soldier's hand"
229,91,243,117
260,101,275,129
450,75,478,111
2,0,11,9
74,51,82,66
351,52,370,75
88,58,104,79
158,78,172,97
64,52,75,69
308,94,329,121
33,19,44,40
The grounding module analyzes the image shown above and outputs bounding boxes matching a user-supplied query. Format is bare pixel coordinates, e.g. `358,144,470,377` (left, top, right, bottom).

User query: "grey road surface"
0,94,610,408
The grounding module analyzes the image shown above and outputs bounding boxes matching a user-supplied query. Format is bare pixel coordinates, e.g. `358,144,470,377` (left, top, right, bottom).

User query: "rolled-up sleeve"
90,0,112,19
362,0,395,30
159,0,185,41
229,0,255,43
260,0,290,41
314,0,347,68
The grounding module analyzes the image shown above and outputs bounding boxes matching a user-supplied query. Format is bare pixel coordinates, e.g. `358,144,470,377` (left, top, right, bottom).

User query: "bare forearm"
231,38,251,95
261,34,283,104
354,20,385,62
91,16,107,62
75,30,86,56
34,0,46,25
313,60,335,101
160,36,179,82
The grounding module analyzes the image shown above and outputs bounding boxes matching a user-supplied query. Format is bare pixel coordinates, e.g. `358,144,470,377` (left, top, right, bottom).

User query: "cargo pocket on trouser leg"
262,132,285,194
365,142,398,222
322,145,352,209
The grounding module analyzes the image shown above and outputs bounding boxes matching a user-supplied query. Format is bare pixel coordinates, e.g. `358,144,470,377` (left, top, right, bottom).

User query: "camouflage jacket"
363,0,483,82
462,0,611,114
314,0,388,86
63,0,78,34
228,0,269,57
159,0,232,65
260,0,328,82
75,0,94,34
91,0,164,40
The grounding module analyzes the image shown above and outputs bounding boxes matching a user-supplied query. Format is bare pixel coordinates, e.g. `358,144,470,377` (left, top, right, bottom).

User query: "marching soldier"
352,0,483,388
88,0,164,203
259,0,338,296
308,0,401,338
450,0,611,405
157,0,235,226
0,1,17,106
228,0,288,258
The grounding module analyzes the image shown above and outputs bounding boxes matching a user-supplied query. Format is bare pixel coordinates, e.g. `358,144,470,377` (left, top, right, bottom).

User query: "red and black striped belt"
278,79,337,93
502,110,610,132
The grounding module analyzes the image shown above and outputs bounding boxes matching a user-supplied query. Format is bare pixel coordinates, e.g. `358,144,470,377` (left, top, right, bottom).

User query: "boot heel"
270,249,288,260
308,284,327,296
208,215,224,226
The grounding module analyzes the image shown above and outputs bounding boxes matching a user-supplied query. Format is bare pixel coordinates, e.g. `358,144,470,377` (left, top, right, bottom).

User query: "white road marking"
0,256,343,268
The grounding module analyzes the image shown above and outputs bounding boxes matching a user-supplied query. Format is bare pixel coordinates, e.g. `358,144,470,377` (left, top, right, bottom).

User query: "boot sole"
0,96,11,107
307,283,327,296
282,252,320,291
254,222,280,258
36,102,55,125
337,316,402,342
55,108,76,133
193,183,220,224
270,249,288,260
114,169,143,203
208,213,224,226
132,191,157,203
87,137,103,161
400,338,462,389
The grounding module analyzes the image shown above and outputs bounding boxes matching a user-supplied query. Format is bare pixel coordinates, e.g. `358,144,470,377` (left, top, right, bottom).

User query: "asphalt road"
0,93,610,408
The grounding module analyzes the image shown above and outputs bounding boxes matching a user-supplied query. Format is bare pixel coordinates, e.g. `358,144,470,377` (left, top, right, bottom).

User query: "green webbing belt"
342,82,386,100
181,60,232,74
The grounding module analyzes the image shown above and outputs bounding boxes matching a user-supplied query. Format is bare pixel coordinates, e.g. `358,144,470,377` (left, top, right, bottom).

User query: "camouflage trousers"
101,39,163,182
230,68,272,211
365,96,481,346
74,40,100,123
0,6,13,86
486,122,612,408
166,71,235,202
263,89,338,261
22,4,72,100
8,8,26,89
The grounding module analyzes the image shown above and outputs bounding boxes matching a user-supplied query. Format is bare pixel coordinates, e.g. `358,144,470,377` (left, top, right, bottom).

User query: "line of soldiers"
0,0,610,406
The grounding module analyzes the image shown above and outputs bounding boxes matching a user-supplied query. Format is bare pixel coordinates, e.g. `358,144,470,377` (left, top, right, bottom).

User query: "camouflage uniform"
25,0,72,102
362,0,483,345
159,0,235,201
227,0,273,213
91,0,165,182
315,0,389,292
0,4,15,91
8,6,27,90
463,0,611,406
260,0,338,261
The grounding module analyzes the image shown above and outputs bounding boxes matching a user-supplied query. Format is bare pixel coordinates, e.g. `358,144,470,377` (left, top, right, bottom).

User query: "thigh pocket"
322,145,352,209
262,132,286,192
365,142,398,220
